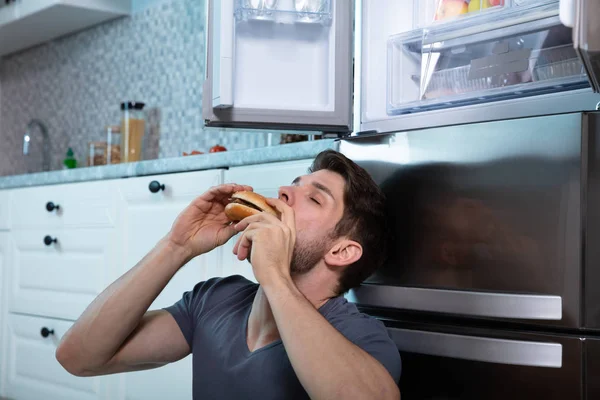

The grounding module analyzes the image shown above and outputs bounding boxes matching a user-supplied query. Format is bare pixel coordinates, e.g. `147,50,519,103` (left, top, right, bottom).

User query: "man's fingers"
234,213,279,231
266,198,295,232
201,184,254,203
233,222,269,260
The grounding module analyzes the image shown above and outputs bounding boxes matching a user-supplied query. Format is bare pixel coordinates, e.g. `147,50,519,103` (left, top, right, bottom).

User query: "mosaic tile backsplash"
0,0,282,176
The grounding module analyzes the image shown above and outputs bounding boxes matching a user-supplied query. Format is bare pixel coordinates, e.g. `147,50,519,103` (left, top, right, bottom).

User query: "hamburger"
224,191,278,222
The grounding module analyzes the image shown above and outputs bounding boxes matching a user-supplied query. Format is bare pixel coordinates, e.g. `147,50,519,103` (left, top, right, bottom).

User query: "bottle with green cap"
63,147,77,169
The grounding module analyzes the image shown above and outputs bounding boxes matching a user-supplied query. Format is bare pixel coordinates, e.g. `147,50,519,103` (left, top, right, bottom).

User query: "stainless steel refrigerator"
340,112,600,399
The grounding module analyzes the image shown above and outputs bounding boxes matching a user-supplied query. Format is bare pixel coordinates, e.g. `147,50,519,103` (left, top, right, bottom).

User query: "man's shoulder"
196,274,258,299
321,297,388,339
184,274,258,311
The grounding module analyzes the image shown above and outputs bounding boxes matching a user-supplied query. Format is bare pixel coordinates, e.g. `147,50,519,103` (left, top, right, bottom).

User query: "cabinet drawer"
222,160,313,281
118,169,223,202
0,190,9,230
4,313,107,400
10,180,117,230
8,229,115,320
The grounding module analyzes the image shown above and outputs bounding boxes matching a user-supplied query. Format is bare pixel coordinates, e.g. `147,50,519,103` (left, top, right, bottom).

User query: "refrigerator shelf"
234,0,332,25
387,4,590,115
415,0,558,29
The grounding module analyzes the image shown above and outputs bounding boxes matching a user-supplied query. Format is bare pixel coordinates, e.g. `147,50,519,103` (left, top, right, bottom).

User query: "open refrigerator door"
203,0,354,133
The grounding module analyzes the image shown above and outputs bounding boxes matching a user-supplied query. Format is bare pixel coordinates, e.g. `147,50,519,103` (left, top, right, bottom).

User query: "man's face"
278,169,346,274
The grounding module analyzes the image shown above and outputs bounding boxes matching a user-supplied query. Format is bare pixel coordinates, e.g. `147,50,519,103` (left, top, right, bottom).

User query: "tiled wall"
0,0,281,176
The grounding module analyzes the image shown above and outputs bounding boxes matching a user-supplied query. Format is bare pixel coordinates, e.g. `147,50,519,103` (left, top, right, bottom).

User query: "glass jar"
120,101,146,163
105,125,121,164
88,142,108,166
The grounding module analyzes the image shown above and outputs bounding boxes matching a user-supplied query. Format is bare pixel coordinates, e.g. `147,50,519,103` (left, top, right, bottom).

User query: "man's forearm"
263,278,400,400
56,237,191,373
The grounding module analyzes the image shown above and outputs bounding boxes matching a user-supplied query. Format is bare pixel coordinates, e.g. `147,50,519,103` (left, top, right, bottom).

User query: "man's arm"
264,279,400,400
56,238,191,376
56,183,252,377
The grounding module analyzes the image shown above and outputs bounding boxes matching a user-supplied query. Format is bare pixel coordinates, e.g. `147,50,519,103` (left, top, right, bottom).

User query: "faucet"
23,119,50,172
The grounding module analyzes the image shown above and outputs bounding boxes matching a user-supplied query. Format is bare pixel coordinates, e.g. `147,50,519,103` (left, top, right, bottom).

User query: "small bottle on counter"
63,148,77,169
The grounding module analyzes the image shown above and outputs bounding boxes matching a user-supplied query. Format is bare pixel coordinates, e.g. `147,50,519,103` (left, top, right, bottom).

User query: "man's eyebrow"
313,182,335,200
291,176,335,200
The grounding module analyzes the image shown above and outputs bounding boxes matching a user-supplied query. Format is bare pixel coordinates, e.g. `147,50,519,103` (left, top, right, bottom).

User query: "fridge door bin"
388,323,582,399
234,0,332,24
387,4,589,115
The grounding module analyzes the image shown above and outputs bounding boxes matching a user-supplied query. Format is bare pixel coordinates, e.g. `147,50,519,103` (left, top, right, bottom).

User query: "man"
56,150,402,399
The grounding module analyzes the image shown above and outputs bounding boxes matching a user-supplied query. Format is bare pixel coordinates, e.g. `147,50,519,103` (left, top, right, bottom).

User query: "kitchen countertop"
0,139,338,190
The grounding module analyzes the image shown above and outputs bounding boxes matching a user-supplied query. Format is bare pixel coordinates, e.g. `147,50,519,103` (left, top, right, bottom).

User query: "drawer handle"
44,236,58,246
40,327,54,338
46,201,60,212
149,180,165,193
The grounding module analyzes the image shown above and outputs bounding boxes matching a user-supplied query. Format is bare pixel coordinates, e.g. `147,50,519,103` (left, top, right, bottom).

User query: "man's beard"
289,234,332,276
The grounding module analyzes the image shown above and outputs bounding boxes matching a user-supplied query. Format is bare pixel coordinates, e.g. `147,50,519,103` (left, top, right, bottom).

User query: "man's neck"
246,269,337,353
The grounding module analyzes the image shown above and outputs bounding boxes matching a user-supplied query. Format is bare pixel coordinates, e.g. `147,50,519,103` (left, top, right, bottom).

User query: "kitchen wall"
0,0,282,176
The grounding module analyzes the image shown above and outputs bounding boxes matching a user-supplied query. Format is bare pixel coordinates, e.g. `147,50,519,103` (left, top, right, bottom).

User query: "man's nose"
278,186,293,205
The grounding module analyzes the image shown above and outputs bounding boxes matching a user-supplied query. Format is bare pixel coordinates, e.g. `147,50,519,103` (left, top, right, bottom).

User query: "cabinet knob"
149,181,165,193
40,327,54,338
44,235,57,246
46,201,60,212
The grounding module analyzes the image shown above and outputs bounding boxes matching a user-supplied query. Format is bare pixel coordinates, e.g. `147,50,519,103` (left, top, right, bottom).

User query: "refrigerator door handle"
346,285,563,320
389,328,563,368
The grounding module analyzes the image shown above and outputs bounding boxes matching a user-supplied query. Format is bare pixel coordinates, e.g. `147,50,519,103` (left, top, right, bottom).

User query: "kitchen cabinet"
7,228,118,321
0,191,9,230
10,180,117,230
3,313,110,400
0,0,131,57
114,169,223,400
221,160,313,282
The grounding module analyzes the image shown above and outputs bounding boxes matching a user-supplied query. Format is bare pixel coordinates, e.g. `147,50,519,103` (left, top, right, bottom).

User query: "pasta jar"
120,101,146,163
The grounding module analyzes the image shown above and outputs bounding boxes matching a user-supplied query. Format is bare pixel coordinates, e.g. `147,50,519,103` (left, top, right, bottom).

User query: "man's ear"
324,239,363,268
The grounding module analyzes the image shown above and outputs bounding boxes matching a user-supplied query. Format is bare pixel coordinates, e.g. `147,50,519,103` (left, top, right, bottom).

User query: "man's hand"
168,183,253,261
232,198,295,287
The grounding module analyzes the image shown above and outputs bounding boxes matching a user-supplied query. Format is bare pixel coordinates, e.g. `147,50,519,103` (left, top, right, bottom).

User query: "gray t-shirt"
164,275,401,399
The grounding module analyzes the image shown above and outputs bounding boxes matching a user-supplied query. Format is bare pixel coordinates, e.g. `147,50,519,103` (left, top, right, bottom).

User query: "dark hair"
309,149,388,294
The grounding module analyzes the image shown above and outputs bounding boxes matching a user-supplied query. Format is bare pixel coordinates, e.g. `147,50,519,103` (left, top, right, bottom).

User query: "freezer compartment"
235,0,332,24
387,2,589,115
386,320,583,400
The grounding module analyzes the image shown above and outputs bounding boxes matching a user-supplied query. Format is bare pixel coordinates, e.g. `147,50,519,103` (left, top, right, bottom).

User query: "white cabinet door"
222,160,313,282
116,169,223,400
0,0,131,57
10,180,118,230
0,191,9,230
3,314,108,400
8,228,117,321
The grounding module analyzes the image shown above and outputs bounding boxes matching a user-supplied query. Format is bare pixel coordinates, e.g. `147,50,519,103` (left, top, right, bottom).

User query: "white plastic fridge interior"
203,0,353,132
360,0,600,134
